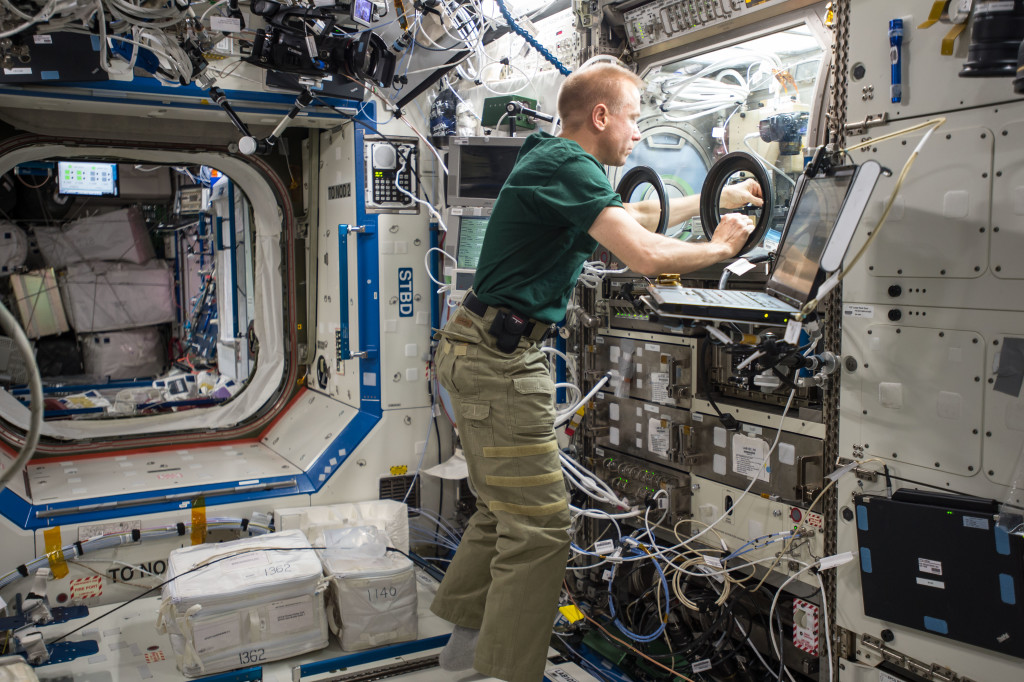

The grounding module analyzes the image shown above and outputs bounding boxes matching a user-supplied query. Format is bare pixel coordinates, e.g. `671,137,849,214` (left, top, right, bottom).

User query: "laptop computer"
641,159,883,326
446,206,492,304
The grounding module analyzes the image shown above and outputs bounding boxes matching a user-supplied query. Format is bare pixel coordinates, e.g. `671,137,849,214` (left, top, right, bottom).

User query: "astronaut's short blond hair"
556,64,644,132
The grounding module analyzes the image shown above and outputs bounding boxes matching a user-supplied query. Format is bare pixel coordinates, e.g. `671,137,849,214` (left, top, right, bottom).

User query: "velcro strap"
481,441,559,458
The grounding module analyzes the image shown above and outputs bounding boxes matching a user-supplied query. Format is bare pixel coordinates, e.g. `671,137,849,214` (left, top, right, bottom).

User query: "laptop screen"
456,215,491,269
767,168,855,307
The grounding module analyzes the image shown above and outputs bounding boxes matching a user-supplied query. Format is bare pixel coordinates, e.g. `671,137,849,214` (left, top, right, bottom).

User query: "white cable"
0,300,42,489
553,373,609,427
702,324,732,346
743,133,797,188
425,247,456,289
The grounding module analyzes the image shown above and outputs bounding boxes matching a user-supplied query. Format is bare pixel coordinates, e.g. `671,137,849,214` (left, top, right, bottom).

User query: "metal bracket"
844,112,890,136
860,634,978,682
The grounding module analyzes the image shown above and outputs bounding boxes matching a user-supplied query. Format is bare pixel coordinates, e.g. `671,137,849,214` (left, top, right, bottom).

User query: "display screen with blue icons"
57,160,118,196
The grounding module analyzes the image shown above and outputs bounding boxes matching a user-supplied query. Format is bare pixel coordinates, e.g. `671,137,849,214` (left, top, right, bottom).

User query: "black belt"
464,291,556,346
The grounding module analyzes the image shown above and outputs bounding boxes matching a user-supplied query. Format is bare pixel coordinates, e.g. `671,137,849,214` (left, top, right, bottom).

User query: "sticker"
648,418,669,457
692,659,712,673
807,512,824,529
225,551,268,570
3,67,31,75
644,403,659,413
692,412,704,423
713,426,727,448
843,304,874,318
645,343,660,352
193,614,242,654
963,516,989,530
918,558,943,575
879,673,905,682
785,319,802,345
713,454,727,476
778,442,795,465
609,427,620,446
977,1,1017,11
268,596,315,633
741,423,762,436
917,577,945,589
594,539,615,554
79,520,141,542
33,35,52,44
609,346,619,362
608,403,619,421
732,434,770,482
209,15,242,32
726,258,756,276
650,372,670,403
792,599,819,655
546,670,584,682
704,556,722,569
69,575,104,600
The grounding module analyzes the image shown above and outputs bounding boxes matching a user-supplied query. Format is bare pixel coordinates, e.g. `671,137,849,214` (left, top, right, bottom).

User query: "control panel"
591,448,691,525
623,0,800,54
364,137,418,214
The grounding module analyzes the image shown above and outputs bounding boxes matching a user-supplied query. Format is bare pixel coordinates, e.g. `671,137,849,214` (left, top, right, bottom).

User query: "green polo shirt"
472,132,622,324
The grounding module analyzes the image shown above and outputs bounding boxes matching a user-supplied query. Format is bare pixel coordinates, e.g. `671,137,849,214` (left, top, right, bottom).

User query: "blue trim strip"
297,634,450,678
923,616,949,635
859,547,872,573
856,504,869,532
1000,573,1016,605
995,525,1011,555
196,666,262,681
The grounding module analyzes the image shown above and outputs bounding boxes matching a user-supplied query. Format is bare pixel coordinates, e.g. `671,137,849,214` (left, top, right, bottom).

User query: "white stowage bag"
275,501,418,652
156,530,329,678
35,207,154,267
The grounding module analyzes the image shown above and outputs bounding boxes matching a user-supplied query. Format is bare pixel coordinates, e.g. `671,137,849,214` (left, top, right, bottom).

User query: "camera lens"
960,0,1024,78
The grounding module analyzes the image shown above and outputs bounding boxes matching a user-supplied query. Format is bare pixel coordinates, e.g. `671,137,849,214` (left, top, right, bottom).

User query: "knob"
887,284,902,297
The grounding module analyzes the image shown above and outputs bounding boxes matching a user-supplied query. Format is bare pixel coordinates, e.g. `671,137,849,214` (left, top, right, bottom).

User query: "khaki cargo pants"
430,303,570,682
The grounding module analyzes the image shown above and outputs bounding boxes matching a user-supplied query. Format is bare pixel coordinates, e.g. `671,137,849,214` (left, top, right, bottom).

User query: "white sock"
438,625,480,672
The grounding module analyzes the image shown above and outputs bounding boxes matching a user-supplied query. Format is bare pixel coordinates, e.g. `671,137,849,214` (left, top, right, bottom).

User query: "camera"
758,112,808,155
244,0,396,88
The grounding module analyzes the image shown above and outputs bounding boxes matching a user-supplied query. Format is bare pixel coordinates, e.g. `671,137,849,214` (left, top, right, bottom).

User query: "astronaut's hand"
720,178,764,210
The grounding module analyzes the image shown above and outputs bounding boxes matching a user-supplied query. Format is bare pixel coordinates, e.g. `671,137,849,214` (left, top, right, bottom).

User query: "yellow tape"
43,526,68,579
191,496,207,546
558,605,585,624
918,0,948,29
942,22,968,56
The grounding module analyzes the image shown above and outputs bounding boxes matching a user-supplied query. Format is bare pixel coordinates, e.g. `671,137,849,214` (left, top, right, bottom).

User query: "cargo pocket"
511,375,556,434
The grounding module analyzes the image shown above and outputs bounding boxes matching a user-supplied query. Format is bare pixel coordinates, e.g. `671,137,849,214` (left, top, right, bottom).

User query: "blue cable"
493,0,571,77
606,546,669,643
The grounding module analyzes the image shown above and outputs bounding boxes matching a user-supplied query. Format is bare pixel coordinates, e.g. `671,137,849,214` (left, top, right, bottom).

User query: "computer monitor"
767,163,871,308
446,136,526,208
447,208,492,302
57,161,118,196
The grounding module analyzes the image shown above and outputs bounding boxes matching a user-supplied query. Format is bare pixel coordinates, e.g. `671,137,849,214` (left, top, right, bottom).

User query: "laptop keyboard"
672,288,796,311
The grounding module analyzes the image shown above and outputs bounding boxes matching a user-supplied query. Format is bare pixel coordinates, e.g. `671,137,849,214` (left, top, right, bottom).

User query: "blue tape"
857,504,869,531
860,547,872,573
995,525,1011,555
90,35,100,51
923,616,949,635
40,71,60,80
1000,573,1016,605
